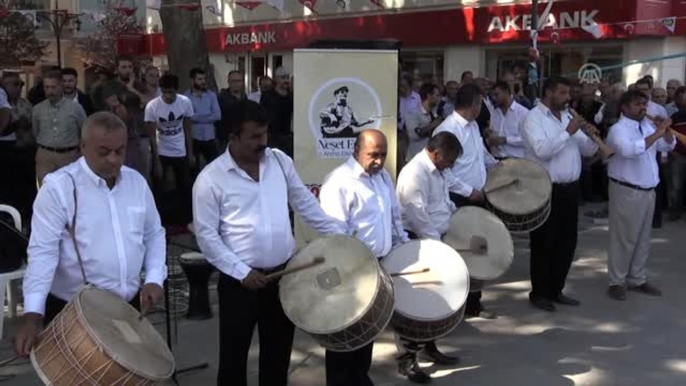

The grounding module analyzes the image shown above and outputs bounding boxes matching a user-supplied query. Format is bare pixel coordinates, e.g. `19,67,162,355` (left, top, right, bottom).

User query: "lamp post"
36,0,81,67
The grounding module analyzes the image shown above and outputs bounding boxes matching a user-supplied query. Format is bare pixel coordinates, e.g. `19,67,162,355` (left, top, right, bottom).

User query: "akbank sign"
487,9,599,32
225,31,277,46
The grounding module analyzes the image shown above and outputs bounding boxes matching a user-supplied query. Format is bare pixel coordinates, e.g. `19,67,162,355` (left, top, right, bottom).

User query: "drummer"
192,100,344,386
319,129,410,386
395,131,463,383
15,112,167,357
520,77,598,312
433,83,497,319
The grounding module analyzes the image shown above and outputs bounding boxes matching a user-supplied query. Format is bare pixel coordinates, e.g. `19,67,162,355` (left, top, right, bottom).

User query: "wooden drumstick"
569,109,615,159
390,268,430,277
646,114,686,147
265,257,326,280
484,178,519,194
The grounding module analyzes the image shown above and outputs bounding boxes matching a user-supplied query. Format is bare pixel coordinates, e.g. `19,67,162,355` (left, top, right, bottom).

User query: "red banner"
133,0,680,56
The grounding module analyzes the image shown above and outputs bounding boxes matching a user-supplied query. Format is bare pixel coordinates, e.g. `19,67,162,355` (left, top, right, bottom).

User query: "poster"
293,49,399,245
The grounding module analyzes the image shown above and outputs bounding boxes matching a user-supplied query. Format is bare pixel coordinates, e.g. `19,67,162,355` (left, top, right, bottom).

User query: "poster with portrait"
293,49,399,245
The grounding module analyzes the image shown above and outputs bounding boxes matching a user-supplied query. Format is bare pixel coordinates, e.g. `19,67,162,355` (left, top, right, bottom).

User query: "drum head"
78,287,175,379
280,235,381,334
382,240,469,321
443,207,514,281
485,158,552,216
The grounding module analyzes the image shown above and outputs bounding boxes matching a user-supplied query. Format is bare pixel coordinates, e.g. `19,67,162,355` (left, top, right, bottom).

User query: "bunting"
299,0,317,14
83,9,106,22
368,0,384,8
660,17,676,33
202,0,222,16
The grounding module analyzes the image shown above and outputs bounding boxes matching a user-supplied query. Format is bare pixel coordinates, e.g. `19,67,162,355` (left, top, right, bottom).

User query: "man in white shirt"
14,112,166,357
487,80,528,159
145,74,195,225
395,132,462,383
247,75,273,103
520,77,599,312
404,83,444,162
433,83,497,319
665,79,682,117
605,91,675,301
192,101,343,386
319,129,410,386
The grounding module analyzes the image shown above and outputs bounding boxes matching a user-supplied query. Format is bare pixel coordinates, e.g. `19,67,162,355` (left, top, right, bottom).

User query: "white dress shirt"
319,157,409,258
193,148,344,280
606,115,675,189
433,111,496,197
248,91,262,103
647,100,669,119
24,158,167,315
397,150,456,240
490,100,528,158
520,103,598,183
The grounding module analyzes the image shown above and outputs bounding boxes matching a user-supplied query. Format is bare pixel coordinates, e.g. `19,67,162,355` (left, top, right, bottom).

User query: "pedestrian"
248,75,273,103
186,68,221,170
219,70,247,151
61,67,94,116
260,67,293,156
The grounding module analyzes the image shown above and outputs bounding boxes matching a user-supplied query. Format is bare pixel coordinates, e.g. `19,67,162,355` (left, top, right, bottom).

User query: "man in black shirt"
218,70,247,150
668,86,686,220
261,67,293,156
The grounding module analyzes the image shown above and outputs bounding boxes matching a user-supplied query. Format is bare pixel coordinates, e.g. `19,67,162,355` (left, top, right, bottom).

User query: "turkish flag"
236,1,262,10
369,0,384,8
299,0,317,14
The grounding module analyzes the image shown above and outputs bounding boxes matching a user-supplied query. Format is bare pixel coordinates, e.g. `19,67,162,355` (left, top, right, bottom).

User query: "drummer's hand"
242,270,268,290
141,283,164,314
468,189,485,203
14,313,43,357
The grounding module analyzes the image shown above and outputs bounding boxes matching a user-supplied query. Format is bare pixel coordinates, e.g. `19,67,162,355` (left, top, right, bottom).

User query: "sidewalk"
1,206,685,385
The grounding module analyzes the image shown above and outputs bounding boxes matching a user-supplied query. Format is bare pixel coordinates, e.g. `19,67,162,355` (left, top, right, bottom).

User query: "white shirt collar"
223,147,275,172
78,157,121,188
346,156,371,178
618,114,642,129
419,150,438,174
452,110,470,127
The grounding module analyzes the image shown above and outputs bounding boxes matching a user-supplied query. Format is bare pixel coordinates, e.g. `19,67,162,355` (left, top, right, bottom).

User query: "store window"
400,51,445,86
250,55,267,93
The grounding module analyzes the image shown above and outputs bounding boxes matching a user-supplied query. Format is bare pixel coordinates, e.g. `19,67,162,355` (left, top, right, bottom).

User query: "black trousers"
155,156,192,225
44,292,140,326
217,273,294,386
448,192,483,315
529,182,579,300
193,139,219,168
326,342,375,386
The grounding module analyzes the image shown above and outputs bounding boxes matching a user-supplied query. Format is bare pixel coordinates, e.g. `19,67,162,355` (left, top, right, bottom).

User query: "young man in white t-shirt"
145,73,195,224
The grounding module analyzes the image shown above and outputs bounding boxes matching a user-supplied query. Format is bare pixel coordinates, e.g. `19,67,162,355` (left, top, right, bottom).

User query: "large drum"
31,287,174,386
280,235,394,352
382,239,469,342
443,206,514,292
179,252,215,320
484,158,552,233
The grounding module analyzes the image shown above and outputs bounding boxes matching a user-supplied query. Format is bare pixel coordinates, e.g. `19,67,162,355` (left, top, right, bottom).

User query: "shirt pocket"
127,207,146,235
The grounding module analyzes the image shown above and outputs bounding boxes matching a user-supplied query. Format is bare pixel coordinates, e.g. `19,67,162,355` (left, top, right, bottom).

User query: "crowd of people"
1,55,685,386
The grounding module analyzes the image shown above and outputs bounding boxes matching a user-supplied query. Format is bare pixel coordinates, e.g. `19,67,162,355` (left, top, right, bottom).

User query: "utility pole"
529,0,539,100
37,0,82,67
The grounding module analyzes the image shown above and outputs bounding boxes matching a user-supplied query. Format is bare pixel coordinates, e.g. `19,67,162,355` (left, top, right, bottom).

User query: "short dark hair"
620,90,648,108
427,132,462,158
543,77,571,95
228,70,242,78
454,83,482,109
445,80,458,87
419,84,439,101
635,78,651,87
675,86,686,98
400,74,413,87
229,100,269,137
461,71,473,81
492,80,511,93
259,75,272,84
116,56,133,65
1,71,21,82
43,70,63,82
61,67,78,78
189,68,205,79
159,74,179,90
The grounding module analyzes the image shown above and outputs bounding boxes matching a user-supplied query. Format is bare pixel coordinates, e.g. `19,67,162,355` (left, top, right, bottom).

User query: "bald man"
320,129,410,386
652,88,668,107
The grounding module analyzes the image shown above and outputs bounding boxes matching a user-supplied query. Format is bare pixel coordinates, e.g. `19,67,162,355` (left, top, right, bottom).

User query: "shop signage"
486,10,599,32
578,63,603,84
225,31,277,45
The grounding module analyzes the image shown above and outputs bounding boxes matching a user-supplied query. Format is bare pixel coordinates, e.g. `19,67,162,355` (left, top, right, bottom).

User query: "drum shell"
307,268,395,352
487,199,551,233
31,294,167,385
392,304,466,342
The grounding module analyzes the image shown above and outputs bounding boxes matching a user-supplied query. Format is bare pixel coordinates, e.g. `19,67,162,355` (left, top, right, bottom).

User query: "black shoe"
529,294,556,312
668,212,681,222
628,282,662,297
398,362,432,384
419,342,459,365
608,285,626,301
554,293,581,306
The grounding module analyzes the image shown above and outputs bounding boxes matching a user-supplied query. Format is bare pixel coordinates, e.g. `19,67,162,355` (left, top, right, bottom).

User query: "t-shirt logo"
158,111,185,136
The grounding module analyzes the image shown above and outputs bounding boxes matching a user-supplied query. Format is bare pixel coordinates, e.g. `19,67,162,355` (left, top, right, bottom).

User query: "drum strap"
66,173,89,285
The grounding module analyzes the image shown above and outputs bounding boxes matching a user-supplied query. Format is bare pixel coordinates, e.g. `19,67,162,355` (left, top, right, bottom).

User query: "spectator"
474,77,492,133
404,83,443,161
398,74,420,170
260,67,293,156
411,76,423,93
32,71,87,185
145,74,195,225
186,68,221,169
0,73,16,208
438,80,458,118
487,80,528,159
461,71,474,85
248,75,273,103
573,83,605,203
636,78,669,119
666,79,681,103
652,87,668,107
140,66,162,107
501,70,533,109
642,74,654,89
219,70,247,150
28,66,58,106
668,86,686,221
573,83,603,127
92,56,143,113
61,68,94,116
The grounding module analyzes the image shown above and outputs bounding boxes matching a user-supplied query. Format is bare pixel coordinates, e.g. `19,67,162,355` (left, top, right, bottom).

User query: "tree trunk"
159,1,217,91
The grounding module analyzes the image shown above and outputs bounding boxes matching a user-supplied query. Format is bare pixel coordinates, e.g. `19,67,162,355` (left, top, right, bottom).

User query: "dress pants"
43,292,140,326
35,147,80,186
325,342,375,386
193,139,219,171
668,152,686,215
155,156,192,225
529,182,579,300
448,192,483,314
608,182,655,286
217,273,294,386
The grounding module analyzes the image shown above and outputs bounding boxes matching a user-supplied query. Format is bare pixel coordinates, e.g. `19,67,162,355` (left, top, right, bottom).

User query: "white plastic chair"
0,204,27,338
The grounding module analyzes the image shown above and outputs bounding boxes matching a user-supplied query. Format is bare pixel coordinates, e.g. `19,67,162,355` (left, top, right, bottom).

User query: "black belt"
39,144,78,153
253,262,287,275
553,181,579,188
610,177,654,192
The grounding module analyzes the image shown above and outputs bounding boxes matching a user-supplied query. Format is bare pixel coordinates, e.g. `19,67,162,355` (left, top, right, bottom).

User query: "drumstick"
0,356,18,367
265,257,326,280
484,178,518,194
390,268,430,277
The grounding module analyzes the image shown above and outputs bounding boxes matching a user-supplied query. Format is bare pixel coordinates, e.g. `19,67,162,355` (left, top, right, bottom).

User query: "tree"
76,1,144,70
158,0,216,90
0,11,48,68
